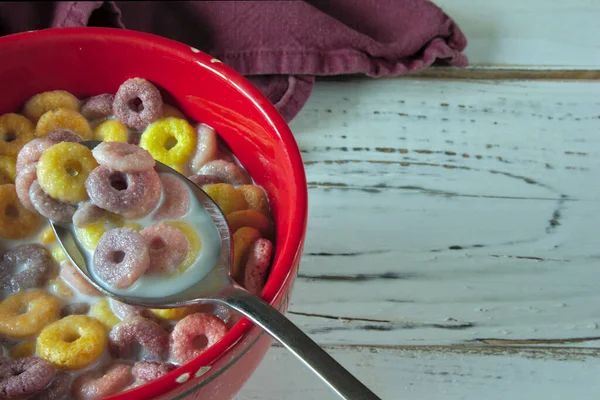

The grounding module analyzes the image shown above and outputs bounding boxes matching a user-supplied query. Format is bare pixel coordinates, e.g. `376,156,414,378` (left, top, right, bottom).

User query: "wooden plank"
278,79,600,346
238,344,600,400
432,0,600,69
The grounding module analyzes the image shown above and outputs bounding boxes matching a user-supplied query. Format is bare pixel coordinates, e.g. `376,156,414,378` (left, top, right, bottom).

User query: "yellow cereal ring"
90,299,120,329
0,290,60,338
164,221,201,273
37,315,106,370
51,246,67,263
40,225,57,245
9,341,36,358
227,209,272,237
232,227,261,280
140,117,197,168
0,113,35,157
49,277,74,299
23,90,80,123
93,119,129,143
237,185,270,216
0,184,41,240
203,183,248,216
37,142,98,203
150,306,200,321
76,214,123,250
35,109,92,139
163,104,186,119
122,221,142,231
0,155,17,184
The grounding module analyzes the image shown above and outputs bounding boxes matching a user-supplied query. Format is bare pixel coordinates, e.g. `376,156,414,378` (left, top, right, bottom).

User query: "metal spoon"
51,140,381,400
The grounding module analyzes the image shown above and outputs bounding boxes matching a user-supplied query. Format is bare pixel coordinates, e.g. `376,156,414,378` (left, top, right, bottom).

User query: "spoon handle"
223,288,382,400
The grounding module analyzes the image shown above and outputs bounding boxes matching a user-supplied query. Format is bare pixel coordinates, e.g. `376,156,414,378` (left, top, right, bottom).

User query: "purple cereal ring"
169,313,228,365
85,166,161,219
0,357,55,398
16,138,54,171
29,181,77,223
109,316,169,361
0,244,56,293
187,174,222,187
81,94,114,120
132,361,176,381
93,228,149,289
92,142,155,172
60,261,102,297
109,298,150,320
46,129,82,143
71,363,132,400
73,201,106,228
153,174,190,221
244,238,274,295
31,371,70,400
113,78,163,130
189,124,218,173
15,163,38,212
140,224,189,274
198,160,251,186
60,302,91,317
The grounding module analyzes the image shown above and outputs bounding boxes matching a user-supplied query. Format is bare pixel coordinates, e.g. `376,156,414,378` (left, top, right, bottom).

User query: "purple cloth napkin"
0,1,467,121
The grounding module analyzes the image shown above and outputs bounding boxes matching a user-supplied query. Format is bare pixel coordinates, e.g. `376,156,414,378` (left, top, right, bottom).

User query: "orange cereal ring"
37,315,107,370
93,119,129,143
237,185,270,216
0,113,35,157
227,209,272,237
202,183,248,216
232,227,261,281
140,117,197,168
0,184,41,240
0,290,60,338
0,156,17,184
23,90,80,123
35,109,92,139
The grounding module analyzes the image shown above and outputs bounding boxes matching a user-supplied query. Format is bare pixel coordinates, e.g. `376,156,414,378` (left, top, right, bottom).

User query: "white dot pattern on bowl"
176,372,191,384
210,58,222,64
195,366,211,378
190,47,200,53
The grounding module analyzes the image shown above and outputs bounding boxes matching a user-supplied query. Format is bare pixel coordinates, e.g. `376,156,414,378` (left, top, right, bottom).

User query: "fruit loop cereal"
0,78,275,398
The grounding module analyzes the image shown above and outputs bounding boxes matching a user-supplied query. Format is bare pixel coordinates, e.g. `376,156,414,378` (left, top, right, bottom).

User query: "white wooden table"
238,1,600,399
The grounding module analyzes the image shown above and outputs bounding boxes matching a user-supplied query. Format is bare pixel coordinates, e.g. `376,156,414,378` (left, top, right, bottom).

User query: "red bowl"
0,28,308,399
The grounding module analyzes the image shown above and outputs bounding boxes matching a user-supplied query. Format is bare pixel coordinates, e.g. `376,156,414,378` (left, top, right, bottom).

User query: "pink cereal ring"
0,357,55,399
109,298,150,320
140,224,189,274
153,174,190,220
92,142,155,172
169,313,228,365
29,181,77,223
109,316,169,361
189,124,218,173
244,238,274,295
16,138,54,171
71,363,132,400
15,163,38,212
46,129,82,143
73,201,106,228
0,243,56,293
198,160,251,186
85,166,161,219
93,228,149,289
187,174,222,187
60,261,102,297
81,94,114,120
31,371,70,400
113,78,163,130
132,361,176,381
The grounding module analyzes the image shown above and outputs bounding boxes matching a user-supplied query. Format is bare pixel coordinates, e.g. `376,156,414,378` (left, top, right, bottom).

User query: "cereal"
73,201,106,228
164,221,201,273
237,185,270,216
154,174,190,220
23,90,80,122
0,113,36,157
92,141,155,172
80,94,114,120
29,181,78,223
0,243,56,293
90,299,120,329
0,357,55,398
0,184,41,239
0,155,16,184
71,363,133,400
113,78,163,130
189,123,218,173
0,290,60,338
8,341,35,359
109,298,150,321
244,238,274,295
132,361,176,381
170,313,228,365
37,315,106,370
50,277,74,299
35,108,92,139
162,103,186,119
60,261,102,297
109,316,169,361
37,142,98,203
14,162,38,212
140,117,197,168
45,129,82,143
232,227,262,281
85,166,161,219
31,371,70,400
15,138,54,171
187,174,222,186
75,214,121,251
60,302,90,318
150,306,201,321
141,224,189,274
202,183,248,215
93,119,129,143
39,225,57,244
199,160,251,186
93,227,149,289
51,247,67,263
227,209,272,237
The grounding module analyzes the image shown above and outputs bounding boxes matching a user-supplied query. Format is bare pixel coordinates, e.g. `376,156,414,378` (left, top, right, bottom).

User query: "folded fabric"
0,1,467,121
